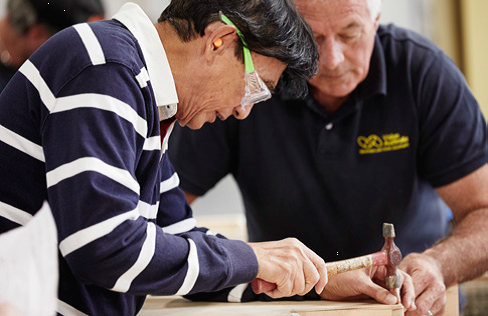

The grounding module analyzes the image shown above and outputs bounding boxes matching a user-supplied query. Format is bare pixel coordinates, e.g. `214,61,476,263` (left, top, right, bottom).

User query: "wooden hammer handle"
252,250,388,293
325,250,387,276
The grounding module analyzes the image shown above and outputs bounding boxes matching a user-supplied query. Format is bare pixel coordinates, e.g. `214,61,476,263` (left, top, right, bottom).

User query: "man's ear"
373,12,381,32
203,23,238,63
87,14,105,22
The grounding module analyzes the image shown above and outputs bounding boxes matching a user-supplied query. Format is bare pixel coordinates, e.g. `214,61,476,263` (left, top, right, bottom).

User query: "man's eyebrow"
343,21,361,30
264,79,277,93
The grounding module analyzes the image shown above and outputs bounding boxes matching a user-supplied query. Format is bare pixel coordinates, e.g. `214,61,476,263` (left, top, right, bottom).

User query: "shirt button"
325,123,333,130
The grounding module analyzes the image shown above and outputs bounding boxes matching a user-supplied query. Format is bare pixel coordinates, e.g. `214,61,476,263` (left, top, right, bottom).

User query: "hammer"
252,223,403,296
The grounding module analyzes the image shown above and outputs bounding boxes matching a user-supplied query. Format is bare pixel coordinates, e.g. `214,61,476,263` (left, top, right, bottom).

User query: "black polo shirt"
0,63,16,94
169,24,488,261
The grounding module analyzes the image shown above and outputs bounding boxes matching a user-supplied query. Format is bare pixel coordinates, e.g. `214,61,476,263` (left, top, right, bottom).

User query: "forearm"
423,208,488,286
66,220,258,296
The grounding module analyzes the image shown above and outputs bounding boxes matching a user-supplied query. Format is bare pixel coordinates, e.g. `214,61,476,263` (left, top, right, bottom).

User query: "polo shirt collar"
355,33,387,99
112,2,178,120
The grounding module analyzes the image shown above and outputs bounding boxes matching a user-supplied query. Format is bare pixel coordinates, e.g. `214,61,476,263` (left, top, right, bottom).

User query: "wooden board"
138,285,459,316
138,297,403,316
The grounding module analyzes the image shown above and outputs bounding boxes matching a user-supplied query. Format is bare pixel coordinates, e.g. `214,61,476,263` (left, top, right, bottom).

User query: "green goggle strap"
219,12,255,74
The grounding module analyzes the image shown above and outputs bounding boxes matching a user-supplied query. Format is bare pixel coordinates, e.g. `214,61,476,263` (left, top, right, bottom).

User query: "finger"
429,294,446,316
299,257,321,296
251,278,276,294
290,262,307,296
266,281,293,299
266,269,295,298
398,271,417,311
411,287,446,316
304,248,327,294
360,281,399,305
282,240,320,297
400,258,431,297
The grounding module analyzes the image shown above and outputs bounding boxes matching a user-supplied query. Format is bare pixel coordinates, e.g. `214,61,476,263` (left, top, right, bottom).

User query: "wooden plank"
138,296,403,316
296,306,402,316
139,285,459,315
293,303,403,316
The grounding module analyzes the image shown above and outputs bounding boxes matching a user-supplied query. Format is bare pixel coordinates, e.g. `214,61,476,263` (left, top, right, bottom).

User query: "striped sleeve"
21,23,260,299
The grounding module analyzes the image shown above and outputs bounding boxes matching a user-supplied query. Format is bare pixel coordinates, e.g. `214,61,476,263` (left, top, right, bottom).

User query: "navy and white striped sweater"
0,3,258,315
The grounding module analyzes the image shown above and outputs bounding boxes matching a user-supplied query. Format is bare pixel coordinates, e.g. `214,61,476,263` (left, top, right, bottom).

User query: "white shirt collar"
112,2,178,120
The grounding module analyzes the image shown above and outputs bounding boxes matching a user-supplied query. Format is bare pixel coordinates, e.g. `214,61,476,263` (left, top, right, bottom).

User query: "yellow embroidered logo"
357,133,410,154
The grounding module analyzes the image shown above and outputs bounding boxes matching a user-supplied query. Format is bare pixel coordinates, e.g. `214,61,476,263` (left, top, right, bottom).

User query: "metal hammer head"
382,223,402,289
383,223,395,238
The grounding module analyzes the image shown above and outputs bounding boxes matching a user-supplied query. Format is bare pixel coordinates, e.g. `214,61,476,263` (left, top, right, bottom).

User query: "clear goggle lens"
240,71,272,108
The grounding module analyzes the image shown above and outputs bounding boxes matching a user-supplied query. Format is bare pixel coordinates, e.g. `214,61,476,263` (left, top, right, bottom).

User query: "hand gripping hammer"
252,223,403,295
325,223,402,287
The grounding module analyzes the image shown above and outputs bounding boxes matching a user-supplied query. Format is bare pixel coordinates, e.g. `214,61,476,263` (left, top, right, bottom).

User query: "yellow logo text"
357,133,409,154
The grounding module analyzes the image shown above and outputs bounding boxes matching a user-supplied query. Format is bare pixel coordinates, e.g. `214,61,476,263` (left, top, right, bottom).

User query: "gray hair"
7,0,38,35
367,0,382,22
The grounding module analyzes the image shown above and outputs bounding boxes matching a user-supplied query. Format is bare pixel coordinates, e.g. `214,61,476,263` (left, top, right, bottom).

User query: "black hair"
158,0,318,98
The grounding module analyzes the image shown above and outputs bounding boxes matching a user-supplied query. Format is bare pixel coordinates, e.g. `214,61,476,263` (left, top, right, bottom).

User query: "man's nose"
233,104,254,120
321,38,345,69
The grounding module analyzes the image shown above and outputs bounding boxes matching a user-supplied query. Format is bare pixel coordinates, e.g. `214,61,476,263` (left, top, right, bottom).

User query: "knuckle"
299,289,309,296
288,237,302,248
425,273,437,283
414,270,436,286
282,284,293,297
285,237,297,243
437,282,446,292
309,271,320,285
282,262,295,278
416,306,429,315
430,281,446,295
288,254,302,268
295,284,306,296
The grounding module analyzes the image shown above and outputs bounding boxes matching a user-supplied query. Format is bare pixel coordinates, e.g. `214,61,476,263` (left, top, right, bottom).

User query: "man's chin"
183,113,218,130
317,83,356,99
311,77,357,95
185,120,206,130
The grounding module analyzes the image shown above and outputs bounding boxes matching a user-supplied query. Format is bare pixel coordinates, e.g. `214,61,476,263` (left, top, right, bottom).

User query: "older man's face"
176,50,285,130
296,0,379,104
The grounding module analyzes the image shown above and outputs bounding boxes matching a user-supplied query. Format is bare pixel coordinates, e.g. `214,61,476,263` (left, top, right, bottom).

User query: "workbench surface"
138,286,459,316
138,296,403,316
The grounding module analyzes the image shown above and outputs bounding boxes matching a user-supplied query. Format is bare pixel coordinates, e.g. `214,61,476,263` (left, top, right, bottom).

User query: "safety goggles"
219,12,272,109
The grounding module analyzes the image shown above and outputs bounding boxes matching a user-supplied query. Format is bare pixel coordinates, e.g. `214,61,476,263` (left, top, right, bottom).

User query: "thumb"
362,283,399,305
